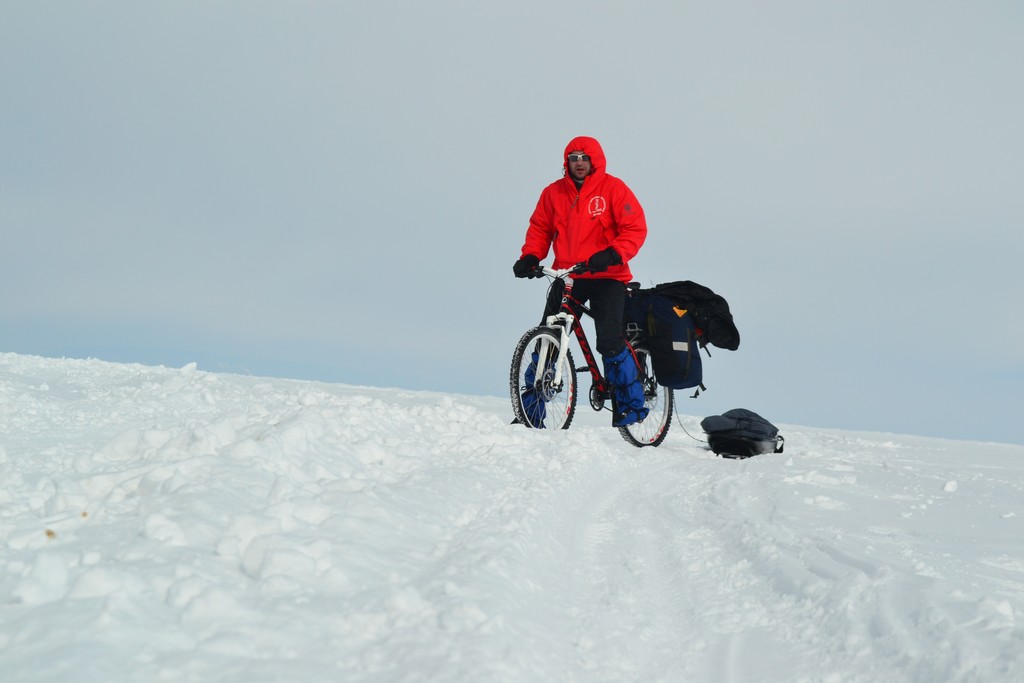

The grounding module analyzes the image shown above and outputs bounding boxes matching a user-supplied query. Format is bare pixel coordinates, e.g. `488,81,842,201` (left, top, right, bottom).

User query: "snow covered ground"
1,352,1022,683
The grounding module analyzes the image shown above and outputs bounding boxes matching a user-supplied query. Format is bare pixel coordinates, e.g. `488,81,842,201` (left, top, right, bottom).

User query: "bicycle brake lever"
572,262,589,274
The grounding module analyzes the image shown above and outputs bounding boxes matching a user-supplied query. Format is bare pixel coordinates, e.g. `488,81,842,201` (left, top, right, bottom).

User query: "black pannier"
701,409,784,459
624,291,702,390
624,280,738,391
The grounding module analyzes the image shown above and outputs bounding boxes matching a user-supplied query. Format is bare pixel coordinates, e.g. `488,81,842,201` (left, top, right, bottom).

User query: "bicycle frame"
535,266,612,399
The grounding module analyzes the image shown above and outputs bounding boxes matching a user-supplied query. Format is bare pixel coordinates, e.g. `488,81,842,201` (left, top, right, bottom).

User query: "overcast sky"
3,1,1021,445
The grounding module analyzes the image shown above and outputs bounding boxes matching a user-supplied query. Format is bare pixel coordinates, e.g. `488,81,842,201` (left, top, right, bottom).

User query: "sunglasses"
567,153,590,163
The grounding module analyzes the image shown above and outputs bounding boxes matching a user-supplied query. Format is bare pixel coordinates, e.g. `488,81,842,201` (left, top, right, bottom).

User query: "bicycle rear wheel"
509,326,577,430
619,346,673,447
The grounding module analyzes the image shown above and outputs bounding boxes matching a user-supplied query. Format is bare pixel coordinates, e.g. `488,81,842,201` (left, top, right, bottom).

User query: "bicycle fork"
535,312,574,395
535,311,608,402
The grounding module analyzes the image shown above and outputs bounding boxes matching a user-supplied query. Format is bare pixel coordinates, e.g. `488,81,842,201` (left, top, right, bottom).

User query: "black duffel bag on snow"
701,408,784,459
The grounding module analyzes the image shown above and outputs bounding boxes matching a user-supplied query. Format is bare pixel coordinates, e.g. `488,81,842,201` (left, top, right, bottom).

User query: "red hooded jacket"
520,136,647,283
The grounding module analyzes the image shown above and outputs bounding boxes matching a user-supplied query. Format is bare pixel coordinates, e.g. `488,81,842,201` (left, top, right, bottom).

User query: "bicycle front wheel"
619,346,673,447
509,326,577,430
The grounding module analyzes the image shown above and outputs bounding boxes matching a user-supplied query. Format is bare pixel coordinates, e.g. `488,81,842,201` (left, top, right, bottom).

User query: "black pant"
542,278,626,358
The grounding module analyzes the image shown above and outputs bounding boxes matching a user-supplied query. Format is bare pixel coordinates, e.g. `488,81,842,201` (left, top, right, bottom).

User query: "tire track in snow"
538,444,904,682
526,445,799,682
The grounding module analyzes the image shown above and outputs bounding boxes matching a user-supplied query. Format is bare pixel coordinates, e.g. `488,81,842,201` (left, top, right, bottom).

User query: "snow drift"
1,352,1021,682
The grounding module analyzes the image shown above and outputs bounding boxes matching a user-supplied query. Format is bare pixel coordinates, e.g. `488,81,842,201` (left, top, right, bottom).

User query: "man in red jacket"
513,136,649,427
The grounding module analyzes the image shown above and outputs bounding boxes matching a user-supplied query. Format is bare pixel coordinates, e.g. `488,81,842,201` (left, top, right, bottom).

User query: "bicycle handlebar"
529,262,589,279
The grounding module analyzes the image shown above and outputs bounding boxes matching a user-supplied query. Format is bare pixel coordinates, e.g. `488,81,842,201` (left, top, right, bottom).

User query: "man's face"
567,150,592,182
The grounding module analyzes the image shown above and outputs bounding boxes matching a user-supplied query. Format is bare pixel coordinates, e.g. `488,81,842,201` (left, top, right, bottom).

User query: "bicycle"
509,264,674,447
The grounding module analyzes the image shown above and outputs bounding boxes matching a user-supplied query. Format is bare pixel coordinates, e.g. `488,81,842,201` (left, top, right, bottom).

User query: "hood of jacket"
563,136,606,180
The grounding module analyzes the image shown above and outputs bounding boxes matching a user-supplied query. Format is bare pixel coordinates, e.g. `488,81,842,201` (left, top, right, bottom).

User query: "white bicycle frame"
534,266,581,392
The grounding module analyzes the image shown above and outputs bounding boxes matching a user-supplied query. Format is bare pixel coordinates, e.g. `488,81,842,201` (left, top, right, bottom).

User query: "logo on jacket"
588,196,607,217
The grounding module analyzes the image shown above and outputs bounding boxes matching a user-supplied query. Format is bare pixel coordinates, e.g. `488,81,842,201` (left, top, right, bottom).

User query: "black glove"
513,254,540,278
586,247,621,273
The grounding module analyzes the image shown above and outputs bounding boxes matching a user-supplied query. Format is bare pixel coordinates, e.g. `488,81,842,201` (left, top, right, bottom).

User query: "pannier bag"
624,280,738,391
624,292,703,390
700,408,784,459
